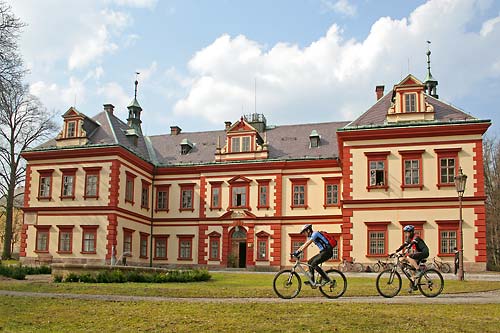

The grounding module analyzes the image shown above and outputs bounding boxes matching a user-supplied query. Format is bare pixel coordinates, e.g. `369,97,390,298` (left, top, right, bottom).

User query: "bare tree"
0,82,57,259
484,136,500,270
0,2,25,91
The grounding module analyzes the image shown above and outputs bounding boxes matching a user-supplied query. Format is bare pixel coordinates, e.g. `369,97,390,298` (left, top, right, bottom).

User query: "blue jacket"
310,231,331,252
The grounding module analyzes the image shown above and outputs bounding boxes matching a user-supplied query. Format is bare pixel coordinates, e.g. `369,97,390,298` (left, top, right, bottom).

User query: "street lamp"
454,167,467,281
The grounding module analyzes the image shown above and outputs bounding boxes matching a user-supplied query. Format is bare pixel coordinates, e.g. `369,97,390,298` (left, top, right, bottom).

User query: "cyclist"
392,225,429,286
292,224,333,287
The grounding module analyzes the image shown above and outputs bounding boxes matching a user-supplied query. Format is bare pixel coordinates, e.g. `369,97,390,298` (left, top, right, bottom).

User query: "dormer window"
404,93,417,113
309,130,320,148
231,136,251,153
180,139,193,155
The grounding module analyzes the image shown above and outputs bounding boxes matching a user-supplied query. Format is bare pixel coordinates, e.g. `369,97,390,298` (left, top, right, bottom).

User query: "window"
290,233,307,260
404,93,416,112
242,136,251,152
232,186,247,208
256,231,270,261
323,177,340,207
155,185,170,211
208,231,221,261
140,232,149,258
210,182,222,210
67,121,76,137
60,168,77,199
228,176,251,209
365,222,390,257
57,226,74,253
399,150,424,189
125,171,137,204
35,226,50,252
83,167,101,199
179,184,195,211
257,180,270,209
290,178,308,208
231,137,240,152
309,130,320,148
154,235,169,259
435,148,461,189
81,225,98,254
37,169,54,199
365,151,390,190
436,220,459,256
141,180,151,209
178,235,194,260
123,228,134,254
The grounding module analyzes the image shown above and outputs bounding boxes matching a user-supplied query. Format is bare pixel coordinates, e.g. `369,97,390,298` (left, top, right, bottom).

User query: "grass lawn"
0,273,499,298
0,297,499,332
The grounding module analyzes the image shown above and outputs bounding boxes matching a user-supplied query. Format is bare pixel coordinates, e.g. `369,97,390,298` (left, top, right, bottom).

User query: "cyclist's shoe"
407,283,418,293
316,279,332,287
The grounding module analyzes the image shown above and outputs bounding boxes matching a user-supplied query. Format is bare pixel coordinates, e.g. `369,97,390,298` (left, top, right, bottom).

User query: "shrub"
61,269,211,283
53,275,63,283
0,264,51,280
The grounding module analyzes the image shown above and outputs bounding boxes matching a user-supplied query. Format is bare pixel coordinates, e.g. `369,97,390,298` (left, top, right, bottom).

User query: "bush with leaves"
55,269,211,283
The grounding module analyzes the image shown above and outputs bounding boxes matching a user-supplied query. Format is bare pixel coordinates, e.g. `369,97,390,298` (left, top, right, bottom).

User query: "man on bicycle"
292,224,333,287
392,225,429,282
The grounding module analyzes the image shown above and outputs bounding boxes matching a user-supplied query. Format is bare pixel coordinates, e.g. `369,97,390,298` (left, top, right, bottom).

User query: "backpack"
320,231,337,249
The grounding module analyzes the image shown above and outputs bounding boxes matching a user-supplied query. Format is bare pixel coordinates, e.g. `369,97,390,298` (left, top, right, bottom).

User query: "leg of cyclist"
309,248,333,285
409,251,429,279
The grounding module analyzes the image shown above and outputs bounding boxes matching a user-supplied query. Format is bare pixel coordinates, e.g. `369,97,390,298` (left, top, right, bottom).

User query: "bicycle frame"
290,256,319,285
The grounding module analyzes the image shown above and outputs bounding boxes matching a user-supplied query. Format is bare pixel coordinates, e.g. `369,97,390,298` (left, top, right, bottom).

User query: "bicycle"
338,258,364,272
375,253,444,298
372,257,394,273
428,257,451,273
273,253,347,299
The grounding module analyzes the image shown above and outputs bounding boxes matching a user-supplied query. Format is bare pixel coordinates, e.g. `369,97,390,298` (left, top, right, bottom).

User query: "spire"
424,41,438,99
127,72,143,135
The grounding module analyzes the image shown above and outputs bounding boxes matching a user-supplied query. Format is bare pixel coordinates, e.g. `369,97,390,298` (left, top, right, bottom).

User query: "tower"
127,74,143,135
424,41,439,99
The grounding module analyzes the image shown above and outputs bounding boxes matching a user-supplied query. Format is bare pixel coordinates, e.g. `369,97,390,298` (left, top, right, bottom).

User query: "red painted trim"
177,234,194,261
290,178,309,209
125,171,136,205
56,225,74,254
364,222,390,257
209,181,222,210
229,182,250,209
474,206,486,261
24,165,32,208
199,176,207,219
473,140,485,197
274,174,283,217
366,152,389,191
257,180,270,209
270,224,281,266
435,149,460,189
34,225,50,253
436,220,459,256
19,224,29,257
81,225,98,254
337,122,490,141
108,160,120,207
83,168,100,199
323,177,341,207
179,183,195,212
60,169,77,200
400,150,424,190
221,225,229,266
37,169,54,200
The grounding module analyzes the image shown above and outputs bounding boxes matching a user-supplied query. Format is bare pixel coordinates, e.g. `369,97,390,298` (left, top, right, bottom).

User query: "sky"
6,0,500,137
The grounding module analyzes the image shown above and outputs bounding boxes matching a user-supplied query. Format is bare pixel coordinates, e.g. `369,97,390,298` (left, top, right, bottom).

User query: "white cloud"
68,10,131,70
30,77,86,111
97,82,131,118
174,0,500,126
112,0,157,8
321,0,357,17
480,14,500,36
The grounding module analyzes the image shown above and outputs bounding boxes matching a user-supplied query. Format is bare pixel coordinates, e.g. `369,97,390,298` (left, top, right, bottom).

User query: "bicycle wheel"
376,269,402,298
273,269,301,299
373,263,381,273
440,263,451,274
353,263,364,272
337,263,347,272
319,269,347,299
417,268,444,297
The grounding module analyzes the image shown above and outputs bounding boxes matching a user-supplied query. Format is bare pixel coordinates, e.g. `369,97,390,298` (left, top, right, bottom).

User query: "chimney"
103,104,115,115
224,121,232,130
375,85,385,100
170,126,182,135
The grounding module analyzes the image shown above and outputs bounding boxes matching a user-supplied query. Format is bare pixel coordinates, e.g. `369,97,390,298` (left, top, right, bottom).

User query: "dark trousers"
308,247,333,280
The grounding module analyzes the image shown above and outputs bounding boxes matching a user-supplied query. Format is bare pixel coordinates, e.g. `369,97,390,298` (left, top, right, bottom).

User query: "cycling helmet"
403,225,415,233
300,224,313,234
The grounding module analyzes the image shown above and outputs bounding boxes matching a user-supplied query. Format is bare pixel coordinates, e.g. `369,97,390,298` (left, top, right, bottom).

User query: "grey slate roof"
346,91,476,128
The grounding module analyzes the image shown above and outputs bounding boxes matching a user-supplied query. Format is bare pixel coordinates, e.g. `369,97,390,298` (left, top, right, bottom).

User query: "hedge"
0,264,52,280
54,269,211,283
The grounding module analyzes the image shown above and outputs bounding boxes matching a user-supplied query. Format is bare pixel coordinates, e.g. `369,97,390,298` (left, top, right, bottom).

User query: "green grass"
0,273,499,298
0,297,499,332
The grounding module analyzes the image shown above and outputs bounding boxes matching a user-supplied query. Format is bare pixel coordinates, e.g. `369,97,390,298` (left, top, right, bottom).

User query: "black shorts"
409,251,429,263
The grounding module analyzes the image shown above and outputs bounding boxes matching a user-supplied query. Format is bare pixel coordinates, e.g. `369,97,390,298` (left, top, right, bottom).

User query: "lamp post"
454,167,467,281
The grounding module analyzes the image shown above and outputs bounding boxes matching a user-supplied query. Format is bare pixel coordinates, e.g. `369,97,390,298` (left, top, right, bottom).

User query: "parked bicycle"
375,253,444,298
428,257,451,273
338,258,364,272
372,257,394,273
273,253,347,299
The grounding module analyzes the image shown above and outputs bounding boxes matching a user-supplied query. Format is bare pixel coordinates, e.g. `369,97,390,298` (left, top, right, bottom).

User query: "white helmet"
300,224,313,234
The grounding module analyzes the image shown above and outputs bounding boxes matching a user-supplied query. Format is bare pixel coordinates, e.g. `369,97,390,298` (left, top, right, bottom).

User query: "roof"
345,91,477,129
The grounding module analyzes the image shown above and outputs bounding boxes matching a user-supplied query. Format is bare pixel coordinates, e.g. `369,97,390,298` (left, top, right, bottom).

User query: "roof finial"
424,40,438,99
134,72,140,99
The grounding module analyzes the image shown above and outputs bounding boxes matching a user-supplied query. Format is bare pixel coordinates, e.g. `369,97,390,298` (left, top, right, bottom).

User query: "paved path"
1,289,499,304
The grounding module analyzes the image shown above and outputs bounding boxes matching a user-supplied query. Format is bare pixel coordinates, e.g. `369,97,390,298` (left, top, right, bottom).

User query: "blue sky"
7,0,500,137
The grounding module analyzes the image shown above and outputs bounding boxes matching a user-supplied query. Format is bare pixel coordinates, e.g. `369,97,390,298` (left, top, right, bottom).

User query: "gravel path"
1,289,499,304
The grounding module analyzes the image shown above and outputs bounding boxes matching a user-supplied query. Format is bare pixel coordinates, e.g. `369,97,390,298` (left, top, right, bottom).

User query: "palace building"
20,61,491,271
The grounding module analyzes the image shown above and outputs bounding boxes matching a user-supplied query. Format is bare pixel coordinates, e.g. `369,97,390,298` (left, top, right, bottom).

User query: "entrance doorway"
229,227,247,268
